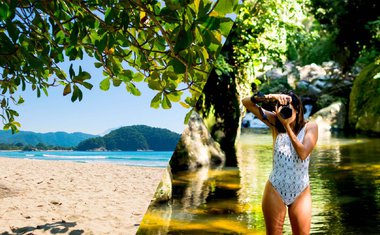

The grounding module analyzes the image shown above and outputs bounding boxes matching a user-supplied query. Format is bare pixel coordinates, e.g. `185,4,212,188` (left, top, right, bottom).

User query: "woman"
242,91,318,235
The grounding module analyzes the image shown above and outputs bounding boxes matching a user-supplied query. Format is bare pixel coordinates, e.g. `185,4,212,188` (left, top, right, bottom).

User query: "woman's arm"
284,122,318,160
242,94,290,129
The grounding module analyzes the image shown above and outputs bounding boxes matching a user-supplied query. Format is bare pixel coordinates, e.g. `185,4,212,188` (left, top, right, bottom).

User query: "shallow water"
138,132,380,234
0,151,172,167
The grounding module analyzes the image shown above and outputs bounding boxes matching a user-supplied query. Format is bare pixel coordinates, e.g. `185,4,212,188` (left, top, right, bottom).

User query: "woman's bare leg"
288,186,311,235
262,181,287,235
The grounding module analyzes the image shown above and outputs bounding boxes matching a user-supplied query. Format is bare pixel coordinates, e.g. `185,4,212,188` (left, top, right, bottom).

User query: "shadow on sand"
1,221,84,235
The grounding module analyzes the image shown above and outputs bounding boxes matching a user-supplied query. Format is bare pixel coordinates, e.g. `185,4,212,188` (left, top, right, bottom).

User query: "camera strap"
258,106,275,127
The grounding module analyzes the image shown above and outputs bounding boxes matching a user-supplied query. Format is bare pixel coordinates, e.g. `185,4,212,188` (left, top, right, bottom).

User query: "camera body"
278,102,293,119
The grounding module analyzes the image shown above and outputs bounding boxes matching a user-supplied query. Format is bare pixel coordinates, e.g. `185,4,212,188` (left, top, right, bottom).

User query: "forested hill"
0,131,96,147
76,125,181,151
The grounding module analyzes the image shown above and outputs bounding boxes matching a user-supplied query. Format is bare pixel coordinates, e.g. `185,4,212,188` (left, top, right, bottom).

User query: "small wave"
42,154,107,159
107,157,169,161
25,154,35,157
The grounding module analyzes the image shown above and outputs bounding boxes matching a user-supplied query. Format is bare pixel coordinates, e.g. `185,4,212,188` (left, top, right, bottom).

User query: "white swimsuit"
269,126,310,206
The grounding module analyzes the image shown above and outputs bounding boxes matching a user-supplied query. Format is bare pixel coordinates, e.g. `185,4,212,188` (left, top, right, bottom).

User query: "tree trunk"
196,69,240,167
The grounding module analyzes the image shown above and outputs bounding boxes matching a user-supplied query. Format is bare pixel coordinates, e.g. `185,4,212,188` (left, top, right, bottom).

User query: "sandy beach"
0,158,165,234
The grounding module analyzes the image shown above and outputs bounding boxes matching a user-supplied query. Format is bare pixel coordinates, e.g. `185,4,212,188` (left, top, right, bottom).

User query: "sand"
0,158,165,235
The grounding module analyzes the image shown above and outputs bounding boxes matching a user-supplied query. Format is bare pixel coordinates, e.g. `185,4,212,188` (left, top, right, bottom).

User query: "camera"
278,102,293,119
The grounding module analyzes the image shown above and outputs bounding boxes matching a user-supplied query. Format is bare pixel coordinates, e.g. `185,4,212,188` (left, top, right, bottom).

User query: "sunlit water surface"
138,132,380,234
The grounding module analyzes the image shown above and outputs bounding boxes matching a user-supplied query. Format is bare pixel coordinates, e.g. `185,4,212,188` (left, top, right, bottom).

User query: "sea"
0,151,173,168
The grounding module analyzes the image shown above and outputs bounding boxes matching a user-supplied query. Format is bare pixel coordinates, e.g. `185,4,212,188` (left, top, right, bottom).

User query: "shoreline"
0,158,165,234
0,156,166,169
0,150,173,168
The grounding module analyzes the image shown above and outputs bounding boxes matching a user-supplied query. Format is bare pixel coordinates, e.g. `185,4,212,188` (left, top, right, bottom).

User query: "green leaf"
1,98,6,108
69,64,75,79
71,85,78,102
71,85,83,102
126,83,141,96
198,0,213,18
199,16,220,30
167,91,182,102
0,2,10,20
133,72,145,82
9,109,19,117
94,62,103,68
79,71,91,81
213,0,238,15
96,33,108,53
78,87,83,101
150,92,162,109
162,95,172,109
42,87,48,97
164,0,181,10
56,70,66,80
168,58,186,74
17,97,24,105
147,76,162,90
7,21,19,43
174,28,193,52
219,19,234,36
123,69,134,79
184,110,193,124
100,78,110,91
159,7,180,23
165,71,178,80
81,82,93,90
179,101,190,108
113,79,122,87
105,7,115,24
70,22,79,45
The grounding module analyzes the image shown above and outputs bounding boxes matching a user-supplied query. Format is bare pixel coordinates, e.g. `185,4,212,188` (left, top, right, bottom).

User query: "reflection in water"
138,133,380,234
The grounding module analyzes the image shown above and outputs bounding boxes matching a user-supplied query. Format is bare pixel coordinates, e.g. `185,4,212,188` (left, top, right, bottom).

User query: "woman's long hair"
275,91,306,134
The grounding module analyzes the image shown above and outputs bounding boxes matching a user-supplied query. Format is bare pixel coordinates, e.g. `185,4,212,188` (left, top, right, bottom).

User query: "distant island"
0,125,181,151
0,130,96,150
76,125,180,151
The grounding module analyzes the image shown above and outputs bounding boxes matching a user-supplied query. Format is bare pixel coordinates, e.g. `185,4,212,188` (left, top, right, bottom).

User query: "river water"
138,131,380,234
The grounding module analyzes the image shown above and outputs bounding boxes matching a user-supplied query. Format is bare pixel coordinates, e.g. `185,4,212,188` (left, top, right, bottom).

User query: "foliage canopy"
0,0,238,132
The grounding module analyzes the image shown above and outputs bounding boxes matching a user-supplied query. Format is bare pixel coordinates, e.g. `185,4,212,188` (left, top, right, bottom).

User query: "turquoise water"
0,151,173,167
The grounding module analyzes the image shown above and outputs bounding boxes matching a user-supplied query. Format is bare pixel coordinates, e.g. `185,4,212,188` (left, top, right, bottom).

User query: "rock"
152,166,172,203
169,112,226,172
265,67,285,80
298,63,326,82
309,101,346,137
349,62,380,134
296,80,322,96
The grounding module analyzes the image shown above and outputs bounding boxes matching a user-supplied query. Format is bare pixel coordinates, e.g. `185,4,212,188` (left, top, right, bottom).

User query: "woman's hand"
274,105,296,127
268,94,292,105
271,94,295,127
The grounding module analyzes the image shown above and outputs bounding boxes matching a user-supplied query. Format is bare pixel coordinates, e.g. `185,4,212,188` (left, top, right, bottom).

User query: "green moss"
316,94,338,110
349,62,380,133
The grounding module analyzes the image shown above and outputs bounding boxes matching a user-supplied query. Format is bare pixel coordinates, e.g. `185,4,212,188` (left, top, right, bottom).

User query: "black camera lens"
280,106,292,119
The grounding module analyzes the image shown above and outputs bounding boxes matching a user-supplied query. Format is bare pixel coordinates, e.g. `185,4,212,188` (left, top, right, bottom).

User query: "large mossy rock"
169,112,226,172
349,62,380,134
152,166,172,204
309,101,346,138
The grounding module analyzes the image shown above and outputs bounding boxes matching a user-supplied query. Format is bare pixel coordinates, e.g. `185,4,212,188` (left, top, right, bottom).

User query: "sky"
11,58,189,135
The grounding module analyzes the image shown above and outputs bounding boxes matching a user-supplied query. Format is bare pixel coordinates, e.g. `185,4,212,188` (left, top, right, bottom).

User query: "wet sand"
0,158,164,234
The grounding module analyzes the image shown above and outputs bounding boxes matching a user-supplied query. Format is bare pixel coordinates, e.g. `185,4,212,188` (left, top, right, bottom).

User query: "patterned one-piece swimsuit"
269,126,310,206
